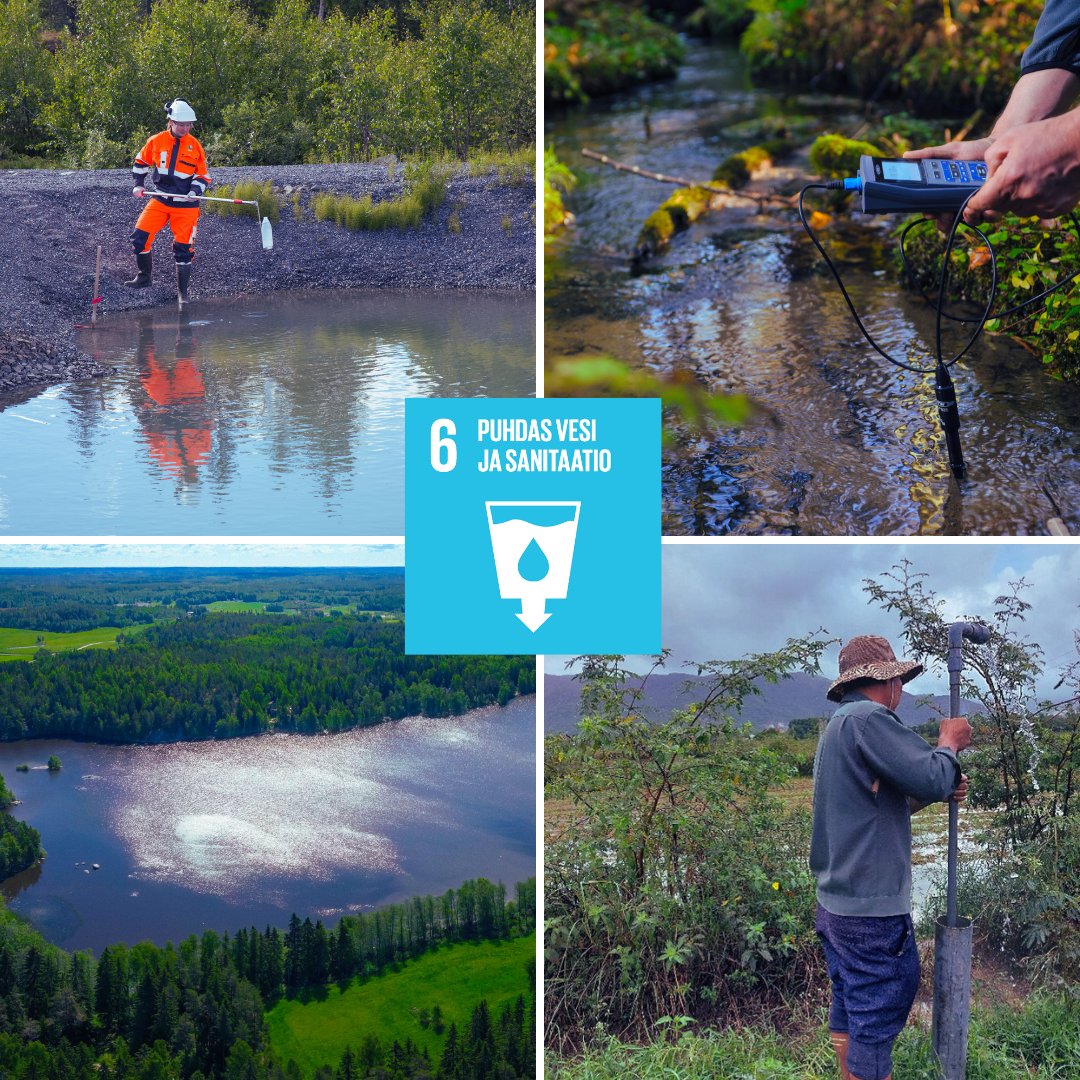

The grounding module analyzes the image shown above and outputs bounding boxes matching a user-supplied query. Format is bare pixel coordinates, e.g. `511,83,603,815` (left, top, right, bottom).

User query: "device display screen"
881,160,923,182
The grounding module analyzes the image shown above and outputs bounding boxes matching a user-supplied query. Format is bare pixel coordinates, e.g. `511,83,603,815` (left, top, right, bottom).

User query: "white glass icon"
485,501,581,631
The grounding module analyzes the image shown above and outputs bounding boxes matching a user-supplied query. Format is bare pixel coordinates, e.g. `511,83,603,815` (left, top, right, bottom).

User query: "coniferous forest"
0,612,533,741
0,877,536,1078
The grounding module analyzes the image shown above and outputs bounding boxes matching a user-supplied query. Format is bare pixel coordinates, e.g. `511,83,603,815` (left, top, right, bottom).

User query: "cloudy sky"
0,541,403,567
549,541,1080,700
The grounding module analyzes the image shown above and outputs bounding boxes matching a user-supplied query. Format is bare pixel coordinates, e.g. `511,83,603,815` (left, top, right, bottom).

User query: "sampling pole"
932,620,989,1078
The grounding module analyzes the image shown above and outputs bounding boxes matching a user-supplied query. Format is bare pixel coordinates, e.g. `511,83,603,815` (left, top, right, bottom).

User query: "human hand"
904,137,994,163
133,186,145,197
904,139,998,228
938,716,972,754
951,773,969,803
962,114,1080,224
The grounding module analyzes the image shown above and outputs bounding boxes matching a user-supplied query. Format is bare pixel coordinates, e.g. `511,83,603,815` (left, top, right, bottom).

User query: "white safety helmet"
165,99,197,123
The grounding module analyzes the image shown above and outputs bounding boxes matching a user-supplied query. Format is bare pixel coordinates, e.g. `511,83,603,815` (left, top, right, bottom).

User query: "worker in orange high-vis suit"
126,98,210,306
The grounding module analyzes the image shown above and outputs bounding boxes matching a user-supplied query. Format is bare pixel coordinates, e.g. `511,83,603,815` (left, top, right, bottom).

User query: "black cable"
935,190,998,370
797,184,928,374
801,181,1080,481
898,210,1080,330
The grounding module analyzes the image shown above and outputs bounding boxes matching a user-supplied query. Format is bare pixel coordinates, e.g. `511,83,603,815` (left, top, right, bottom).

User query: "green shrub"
213,100,315,167
544,146,576,238
898,214,1080,380
545,644,831,1045
0,0,52,153
687,0,754,40
28,0,534,167
545,3,684,104
739,0,1042,116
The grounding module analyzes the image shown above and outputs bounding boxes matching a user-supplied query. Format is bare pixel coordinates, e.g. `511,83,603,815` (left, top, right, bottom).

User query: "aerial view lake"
0,694,535,953
0,290,534,534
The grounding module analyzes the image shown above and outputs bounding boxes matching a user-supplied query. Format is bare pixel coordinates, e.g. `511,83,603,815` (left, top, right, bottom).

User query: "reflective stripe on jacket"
132,131,210,209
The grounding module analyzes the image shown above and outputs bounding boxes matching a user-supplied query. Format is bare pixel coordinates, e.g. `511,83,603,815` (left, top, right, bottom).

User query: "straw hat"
827,635,923,703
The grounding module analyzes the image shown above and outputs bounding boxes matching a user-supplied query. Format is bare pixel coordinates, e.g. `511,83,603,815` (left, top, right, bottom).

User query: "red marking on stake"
91,297,103,304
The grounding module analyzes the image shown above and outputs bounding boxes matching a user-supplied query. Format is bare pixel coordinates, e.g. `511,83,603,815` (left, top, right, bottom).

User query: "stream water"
0,290,533,535
0,695,535,953
546,41,1080,535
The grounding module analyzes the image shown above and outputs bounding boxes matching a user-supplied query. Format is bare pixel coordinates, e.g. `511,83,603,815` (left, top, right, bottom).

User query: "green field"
0,625,149,660
205,601,268,612
267,934,535,1076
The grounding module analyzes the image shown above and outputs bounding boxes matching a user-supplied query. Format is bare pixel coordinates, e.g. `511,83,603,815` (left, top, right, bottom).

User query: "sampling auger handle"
946,621,990,926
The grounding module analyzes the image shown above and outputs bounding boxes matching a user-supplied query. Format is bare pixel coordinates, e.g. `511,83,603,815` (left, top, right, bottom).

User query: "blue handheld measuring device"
852,155,988,214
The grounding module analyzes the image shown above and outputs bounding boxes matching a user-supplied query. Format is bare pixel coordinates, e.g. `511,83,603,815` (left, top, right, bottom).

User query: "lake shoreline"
0,162,536,397
0,692,535,749
0,695,536,952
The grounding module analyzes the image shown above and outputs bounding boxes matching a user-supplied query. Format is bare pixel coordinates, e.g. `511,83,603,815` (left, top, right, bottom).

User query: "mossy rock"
663,185,712,226
711,140,792,189
809,134,883,179
633,186,713,264
640,208,676,247
713,156,750,189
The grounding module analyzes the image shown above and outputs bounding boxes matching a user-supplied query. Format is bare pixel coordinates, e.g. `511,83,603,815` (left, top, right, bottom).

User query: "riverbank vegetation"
0,876,535,1078
0,0,532,169
546,560,1080,1070
0,774,43,879
546,0,1040,117
544,1,684,103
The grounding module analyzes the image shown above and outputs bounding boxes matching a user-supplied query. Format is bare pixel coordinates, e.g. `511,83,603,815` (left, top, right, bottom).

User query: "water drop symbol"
517,538,549,583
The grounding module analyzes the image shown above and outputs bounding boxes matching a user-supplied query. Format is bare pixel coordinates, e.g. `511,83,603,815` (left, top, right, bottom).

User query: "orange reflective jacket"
133,131,210,209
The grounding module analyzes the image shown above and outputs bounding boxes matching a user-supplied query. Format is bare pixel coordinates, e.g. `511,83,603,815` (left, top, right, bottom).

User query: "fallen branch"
580,148,795,209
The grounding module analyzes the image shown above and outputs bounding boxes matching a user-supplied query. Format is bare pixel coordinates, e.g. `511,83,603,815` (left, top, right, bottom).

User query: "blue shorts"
815,905,920,1080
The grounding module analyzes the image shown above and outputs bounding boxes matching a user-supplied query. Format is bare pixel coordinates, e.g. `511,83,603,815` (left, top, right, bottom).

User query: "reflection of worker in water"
135,314,214,486
907,2,1080,223
126,99,210,306
812,636,971,1080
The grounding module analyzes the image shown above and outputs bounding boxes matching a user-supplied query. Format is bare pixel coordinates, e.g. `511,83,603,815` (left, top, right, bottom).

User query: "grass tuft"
467,147,534,186
203,179,281,223
313,163,448,232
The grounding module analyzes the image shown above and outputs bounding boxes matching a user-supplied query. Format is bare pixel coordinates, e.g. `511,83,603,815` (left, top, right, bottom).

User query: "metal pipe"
934,620,989,1080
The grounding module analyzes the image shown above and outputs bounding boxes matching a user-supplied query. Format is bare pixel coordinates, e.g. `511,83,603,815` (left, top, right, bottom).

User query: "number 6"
430,419,457,472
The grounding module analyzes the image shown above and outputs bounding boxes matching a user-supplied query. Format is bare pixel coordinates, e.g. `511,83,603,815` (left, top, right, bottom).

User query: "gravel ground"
0,161,536,394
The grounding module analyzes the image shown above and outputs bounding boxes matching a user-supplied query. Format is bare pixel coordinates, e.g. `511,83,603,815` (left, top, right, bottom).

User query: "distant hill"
544,671,981,735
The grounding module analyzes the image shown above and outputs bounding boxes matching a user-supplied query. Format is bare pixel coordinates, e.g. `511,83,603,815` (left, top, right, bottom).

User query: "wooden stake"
92,245,102,327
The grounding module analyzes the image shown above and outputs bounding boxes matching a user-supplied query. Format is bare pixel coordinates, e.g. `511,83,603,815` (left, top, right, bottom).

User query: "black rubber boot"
176,262,192,306
124,251,152,288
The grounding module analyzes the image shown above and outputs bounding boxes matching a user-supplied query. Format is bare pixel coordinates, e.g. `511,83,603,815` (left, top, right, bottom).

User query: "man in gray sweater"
811,635,971,1080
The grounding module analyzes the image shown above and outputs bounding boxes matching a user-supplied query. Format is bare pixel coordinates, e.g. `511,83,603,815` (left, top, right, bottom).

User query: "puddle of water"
546,42,1080,535
0,290,534,534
